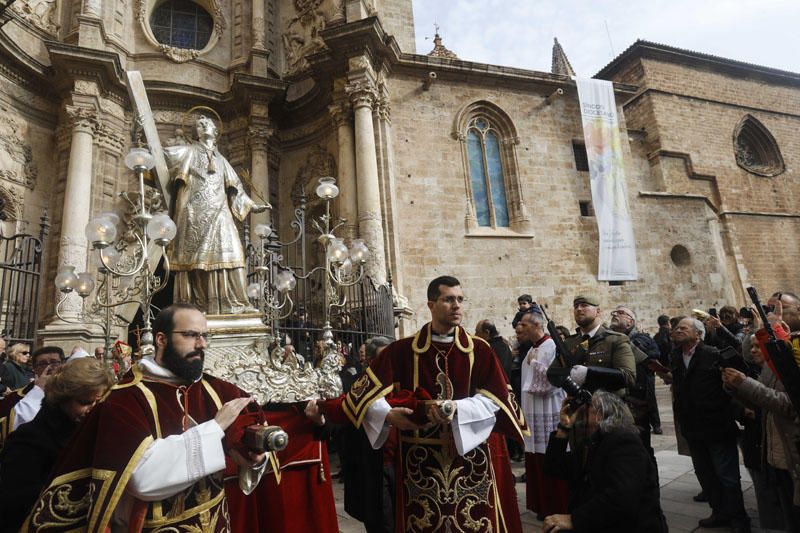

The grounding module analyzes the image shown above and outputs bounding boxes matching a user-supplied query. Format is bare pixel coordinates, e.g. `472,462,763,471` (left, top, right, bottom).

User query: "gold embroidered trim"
200,379,223,409
113,363,145,389
136,383,162,439
342,367,393,428
476,388,529,441
456,328,475,353
141,485,225,527
94,436,155,532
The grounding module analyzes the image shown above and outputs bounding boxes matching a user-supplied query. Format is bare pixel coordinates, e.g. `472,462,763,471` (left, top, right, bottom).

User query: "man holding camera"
665,317,750,532
26,303,270,532
549,294,636,396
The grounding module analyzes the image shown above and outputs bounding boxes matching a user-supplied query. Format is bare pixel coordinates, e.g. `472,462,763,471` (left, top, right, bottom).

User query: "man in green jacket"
550,294,636,395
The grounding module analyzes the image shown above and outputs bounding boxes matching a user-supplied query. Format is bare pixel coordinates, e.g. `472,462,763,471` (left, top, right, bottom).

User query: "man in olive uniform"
549,294,636,395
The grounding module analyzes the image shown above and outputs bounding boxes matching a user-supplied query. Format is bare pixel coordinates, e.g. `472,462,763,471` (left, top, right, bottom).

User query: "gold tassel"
318,463,326,483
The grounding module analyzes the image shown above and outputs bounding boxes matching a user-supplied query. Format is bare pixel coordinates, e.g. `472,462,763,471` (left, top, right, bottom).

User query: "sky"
412,0,800,77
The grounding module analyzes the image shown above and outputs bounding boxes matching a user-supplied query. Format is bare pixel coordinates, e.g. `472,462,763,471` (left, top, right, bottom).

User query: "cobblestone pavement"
330,384,780,532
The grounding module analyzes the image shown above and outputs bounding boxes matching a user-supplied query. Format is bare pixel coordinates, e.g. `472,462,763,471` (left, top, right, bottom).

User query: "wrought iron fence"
245,196,395,362
0,211,48,345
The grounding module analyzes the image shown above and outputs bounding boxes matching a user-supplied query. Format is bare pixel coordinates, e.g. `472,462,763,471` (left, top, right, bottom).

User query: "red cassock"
23,365,250,532
224,405,339,533
340,324,529,533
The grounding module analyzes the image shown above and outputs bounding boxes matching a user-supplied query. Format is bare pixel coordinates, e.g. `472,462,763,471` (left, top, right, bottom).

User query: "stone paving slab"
331,384,773,532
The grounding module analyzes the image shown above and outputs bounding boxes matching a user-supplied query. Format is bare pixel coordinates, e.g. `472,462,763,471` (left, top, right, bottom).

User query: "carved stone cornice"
94,122,126,151
46,41,126,102
328,101,352,128
64,105,99,134
375,94,390,122
345,81,377,110
247,125,274,151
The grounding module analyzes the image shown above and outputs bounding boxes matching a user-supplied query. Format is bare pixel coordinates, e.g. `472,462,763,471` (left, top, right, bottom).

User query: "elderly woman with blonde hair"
0,357,114,532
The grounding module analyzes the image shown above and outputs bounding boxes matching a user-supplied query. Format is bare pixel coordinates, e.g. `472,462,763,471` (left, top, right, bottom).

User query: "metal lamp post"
55,146,176,363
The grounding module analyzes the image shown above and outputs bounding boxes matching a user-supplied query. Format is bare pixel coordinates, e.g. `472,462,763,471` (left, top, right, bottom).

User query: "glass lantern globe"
146,213,177,246
99,211,121,226
340,258,353,276
246,282,262,300
275,269,296,293
85,216,117,249
76,272,95,298
55,265,78,293
315,177,339,200
254,223,272,239
349,239,370,263
99,246,121,271
124,147,156,170
326,238,348,264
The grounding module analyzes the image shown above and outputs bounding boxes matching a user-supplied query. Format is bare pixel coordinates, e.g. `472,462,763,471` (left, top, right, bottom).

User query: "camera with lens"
559,375,593,410
547,367,593,410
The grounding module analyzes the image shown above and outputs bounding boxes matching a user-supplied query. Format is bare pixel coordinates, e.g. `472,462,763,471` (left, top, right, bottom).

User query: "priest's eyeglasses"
437,295,465,305
173,330,212,344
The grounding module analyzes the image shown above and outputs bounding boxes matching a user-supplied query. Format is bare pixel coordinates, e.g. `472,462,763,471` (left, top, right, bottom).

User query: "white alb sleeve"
451,394,500,456
363,397,392,449
127,419,227,501
12,385,44,430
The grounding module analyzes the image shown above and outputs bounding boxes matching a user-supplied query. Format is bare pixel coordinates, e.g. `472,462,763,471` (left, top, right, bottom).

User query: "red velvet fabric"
26,370,247,532
488,432,523,533
225,406,338,533
525,451,569,517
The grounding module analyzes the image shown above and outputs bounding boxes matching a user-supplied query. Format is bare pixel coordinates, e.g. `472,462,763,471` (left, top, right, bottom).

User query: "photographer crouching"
542,391,666,533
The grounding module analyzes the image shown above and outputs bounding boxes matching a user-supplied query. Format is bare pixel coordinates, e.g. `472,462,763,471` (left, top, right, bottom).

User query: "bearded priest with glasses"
24,303,273,533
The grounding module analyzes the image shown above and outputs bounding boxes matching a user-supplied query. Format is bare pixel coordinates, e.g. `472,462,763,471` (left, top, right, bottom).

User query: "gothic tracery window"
467,117,510,227
454,101,531,234
734,115,784,177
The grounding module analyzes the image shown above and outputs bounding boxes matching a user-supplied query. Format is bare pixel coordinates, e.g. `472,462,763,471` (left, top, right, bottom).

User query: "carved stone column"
329,102,358,241
373,83,409,316
250,0,269,75
56,105,97,318
252,0,266,48
346,81,386,283
248,124,273,242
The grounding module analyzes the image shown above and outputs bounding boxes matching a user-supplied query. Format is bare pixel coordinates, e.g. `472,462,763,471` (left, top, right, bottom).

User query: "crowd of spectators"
2,287,800,532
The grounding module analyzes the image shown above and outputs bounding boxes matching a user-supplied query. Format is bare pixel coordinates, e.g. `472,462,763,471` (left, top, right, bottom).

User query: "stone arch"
452,100,530,233
733,114,785,177
452,100,519,144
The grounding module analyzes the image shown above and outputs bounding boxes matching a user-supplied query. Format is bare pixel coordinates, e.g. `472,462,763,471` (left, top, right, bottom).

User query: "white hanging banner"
576,78,638,280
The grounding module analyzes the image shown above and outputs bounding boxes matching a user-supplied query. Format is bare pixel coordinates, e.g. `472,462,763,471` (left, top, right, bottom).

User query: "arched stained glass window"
150,0,213,50
466,117,509,227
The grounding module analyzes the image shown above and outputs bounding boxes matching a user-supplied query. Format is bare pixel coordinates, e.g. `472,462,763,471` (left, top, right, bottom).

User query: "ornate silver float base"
204,313,342,404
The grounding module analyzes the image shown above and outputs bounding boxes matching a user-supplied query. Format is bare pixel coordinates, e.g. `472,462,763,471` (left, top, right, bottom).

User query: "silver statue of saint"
164,115,269,314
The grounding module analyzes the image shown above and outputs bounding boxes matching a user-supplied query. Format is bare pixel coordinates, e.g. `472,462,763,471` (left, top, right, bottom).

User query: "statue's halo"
181,105,224,138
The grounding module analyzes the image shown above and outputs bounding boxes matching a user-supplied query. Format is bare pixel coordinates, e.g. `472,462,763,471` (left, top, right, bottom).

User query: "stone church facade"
0,0,795,346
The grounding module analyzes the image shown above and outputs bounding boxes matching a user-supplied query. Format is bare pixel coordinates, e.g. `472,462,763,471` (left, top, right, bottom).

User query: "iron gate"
0,211,48,345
